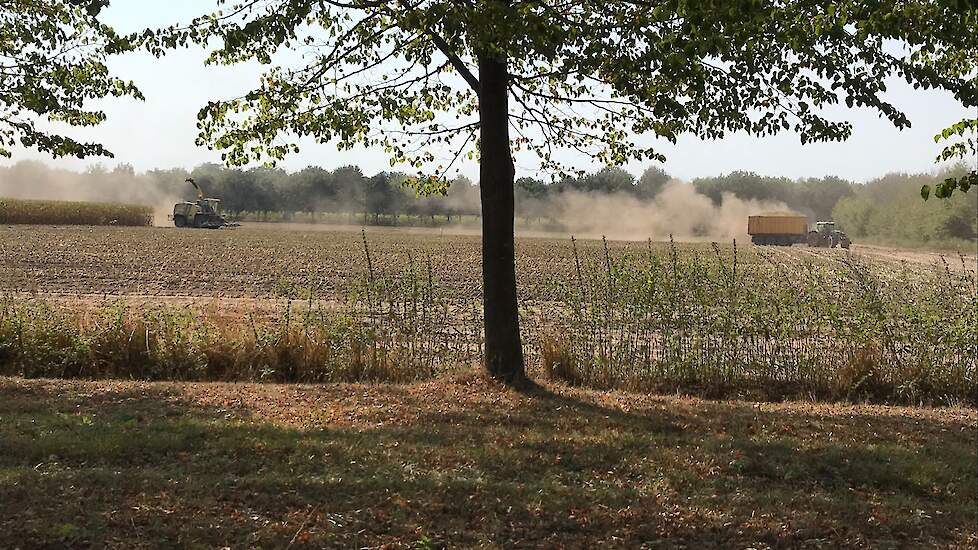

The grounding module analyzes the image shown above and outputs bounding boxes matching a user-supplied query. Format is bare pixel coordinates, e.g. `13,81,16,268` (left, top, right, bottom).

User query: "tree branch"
426,28,480,95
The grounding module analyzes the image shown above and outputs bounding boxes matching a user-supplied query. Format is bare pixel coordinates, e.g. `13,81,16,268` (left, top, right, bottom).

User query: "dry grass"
538,238,977,405
0,198,152,226
0,375,974,548
0,291,480,384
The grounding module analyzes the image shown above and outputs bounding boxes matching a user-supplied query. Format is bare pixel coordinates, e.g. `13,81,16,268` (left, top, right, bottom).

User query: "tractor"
172,178,237,229
806,221,851,249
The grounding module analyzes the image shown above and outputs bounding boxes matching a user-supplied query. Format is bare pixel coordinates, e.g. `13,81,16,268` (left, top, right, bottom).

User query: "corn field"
0,198,153,226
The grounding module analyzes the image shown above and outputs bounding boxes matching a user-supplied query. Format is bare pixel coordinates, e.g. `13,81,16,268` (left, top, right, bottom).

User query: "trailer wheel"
173,215,186,228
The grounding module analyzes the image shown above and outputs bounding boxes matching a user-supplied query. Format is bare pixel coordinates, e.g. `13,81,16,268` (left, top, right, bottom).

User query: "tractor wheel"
840,235,851,249
173,215,186,228
806,231,824,247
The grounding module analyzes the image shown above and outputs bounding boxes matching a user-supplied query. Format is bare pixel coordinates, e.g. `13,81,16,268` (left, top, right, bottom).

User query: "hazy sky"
4,1,976,182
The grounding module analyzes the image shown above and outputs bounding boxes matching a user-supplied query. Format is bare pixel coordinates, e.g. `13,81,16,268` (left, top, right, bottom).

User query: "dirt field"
851,243,978,271
2,224,969,302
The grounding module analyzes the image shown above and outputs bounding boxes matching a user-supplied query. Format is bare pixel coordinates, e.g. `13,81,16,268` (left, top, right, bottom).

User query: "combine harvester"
748,215,850,248
171,178,238,229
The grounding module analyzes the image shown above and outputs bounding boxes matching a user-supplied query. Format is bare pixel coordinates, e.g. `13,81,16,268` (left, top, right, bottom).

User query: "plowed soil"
4,224,967,303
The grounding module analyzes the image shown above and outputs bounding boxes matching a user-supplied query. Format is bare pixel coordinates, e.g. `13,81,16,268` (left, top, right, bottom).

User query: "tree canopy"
143,1,977,176
0,0,141,159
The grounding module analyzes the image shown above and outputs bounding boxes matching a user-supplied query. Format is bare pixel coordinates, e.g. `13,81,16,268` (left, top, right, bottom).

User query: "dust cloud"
522,181,792,241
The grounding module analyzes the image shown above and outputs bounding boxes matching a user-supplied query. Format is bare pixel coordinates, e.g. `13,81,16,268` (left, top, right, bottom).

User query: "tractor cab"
813,221,836,236
198,198,221,214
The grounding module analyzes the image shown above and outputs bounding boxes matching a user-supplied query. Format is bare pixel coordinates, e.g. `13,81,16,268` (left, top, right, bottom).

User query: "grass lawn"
1,374,975,548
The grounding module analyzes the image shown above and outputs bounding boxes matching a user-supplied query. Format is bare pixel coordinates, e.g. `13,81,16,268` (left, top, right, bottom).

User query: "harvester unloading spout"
187,178,204,201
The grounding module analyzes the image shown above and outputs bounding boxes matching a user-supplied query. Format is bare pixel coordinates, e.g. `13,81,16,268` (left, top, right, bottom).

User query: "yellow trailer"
747,215,808,245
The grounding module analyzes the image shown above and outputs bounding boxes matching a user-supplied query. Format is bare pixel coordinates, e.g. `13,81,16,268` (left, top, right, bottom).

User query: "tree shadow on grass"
0,379,974,549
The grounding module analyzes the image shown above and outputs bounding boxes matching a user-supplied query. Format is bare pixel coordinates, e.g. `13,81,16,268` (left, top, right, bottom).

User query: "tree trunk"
478,53,526,384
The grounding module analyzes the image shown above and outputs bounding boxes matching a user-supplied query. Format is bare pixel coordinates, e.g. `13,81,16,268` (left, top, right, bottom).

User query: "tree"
332,165,367,215
288,166,333,214
693,171,795,206
794,176,854,221
635,166,671,200
444,175,480,220
0,0,141,159
920,17,978,200
145,1,978,385
365,172,397,223
582,167,635,194
515,176,548,221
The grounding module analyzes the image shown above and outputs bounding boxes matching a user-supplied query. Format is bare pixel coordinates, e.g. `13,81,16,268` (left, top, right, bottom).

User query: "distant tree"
147,0,978,384
188,163,226,201
111,163,136,178
332,166,367,214
145,167,192,198
364,173,396,223
635,167,671,199
289,167,333,214
582,167,635,194
444,175,480,219
555,174,585,194
84,163,108,176
515,176,549,221
251,166,290,212
793,176,854,221
515,177,547,198
694,172,766,203
0,0,141,158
